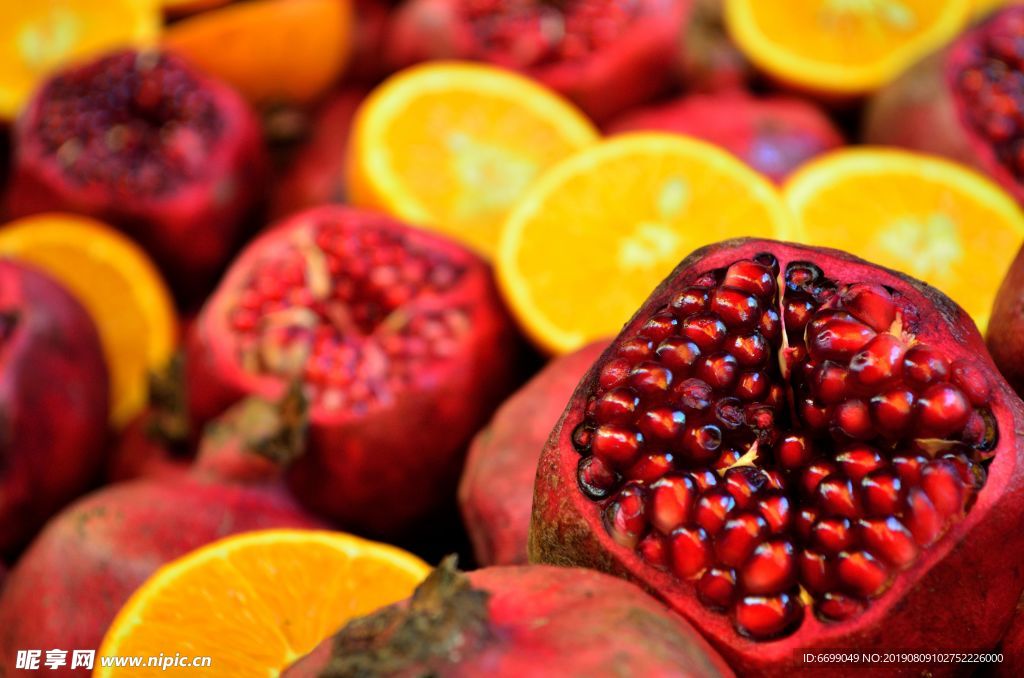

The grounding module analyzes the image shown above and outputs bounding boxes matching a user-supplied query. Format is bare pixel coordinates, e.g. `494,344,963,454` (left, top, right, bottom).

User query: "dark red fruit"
989,243,1024,397
186,206,519,535
460,341,607,566
384,0,691,122
6,50,268,297
0,390,325,673
866,7,1024,204
0,261,109,555
532,239,1024,674
607,92,843,182
284,558,735,677
675,0,751,92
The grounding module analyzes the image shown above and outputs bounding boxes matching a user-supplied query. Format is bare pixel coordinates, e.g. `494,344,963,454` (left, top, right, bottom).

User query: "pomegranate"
1001,603,1024,676
269,89,364,220
0,388,325,675
531,239,1024,674
285,557,734,677
384,0,690,122
460,340,607,566
347,0,394,83
865,7,1024,204
676,0,751,92
0,260,109,556
606,92,844,183
988,244,1024,398
6,49,268,297
186,206,519,535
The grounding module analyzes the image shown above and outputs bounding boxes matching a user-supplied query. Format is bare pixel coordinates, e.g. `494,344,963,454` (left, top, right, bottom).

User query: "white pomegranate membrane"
227,214,469,412
572,254,997,640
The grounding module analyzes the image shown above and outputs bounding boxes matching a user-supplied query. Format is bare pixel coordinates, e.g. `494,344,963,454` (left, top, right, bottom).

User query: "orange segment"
0,0,160,119
348,61,599,258
0,214,176,427
95,529,430,677
163,0,353,106
724,0,972,95
497,133,794,355
783,148,1024,331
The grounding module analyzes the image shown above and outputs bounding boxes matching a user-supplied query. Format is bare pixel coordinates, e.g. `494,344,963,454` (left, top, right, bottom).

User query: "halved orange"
497,133,794,355
348,61,600,258
724,0,972,95
95,529,430,677
0,214,177,427
163,0,353,107
0,0,160,119
783,148,1024,331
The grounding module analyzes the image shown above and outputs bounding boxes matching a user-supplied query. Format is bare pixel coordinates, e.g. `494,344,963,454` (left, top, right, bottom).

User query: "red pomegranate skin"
186,206,520,535
0,260,109,556
0,395,325,676
285,561,735,677
606,93,844,183
269,89,365,220
531,238,1024,676
988,244,1024,398
6,50,268,297
865,7,1024,205
1001,602,1024,677
460,340,607,566
384,0,691,122
675,0,751,92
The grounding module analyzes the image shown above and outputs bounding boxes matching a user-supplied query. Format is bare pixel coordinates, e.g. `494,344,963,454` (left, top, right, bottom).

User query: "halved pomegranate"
532,239,1024,673
187,206,519,535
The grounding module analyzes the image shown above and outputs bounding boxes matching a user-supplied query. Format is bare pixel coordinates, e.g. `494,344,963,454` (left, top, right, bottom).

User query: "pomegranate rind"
530,238,1024,675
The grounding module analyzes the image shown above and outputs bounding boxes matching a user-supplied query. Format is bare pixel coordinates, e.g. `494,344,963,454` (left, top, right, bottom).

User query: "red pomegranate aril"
591,425,643,468
681,314,728,352
916,384,971,437
724,466,768,509
962,409,999,453
637,532,669,570
950,361,991,406
870,388,915,437
696,491,737,535
905,488,944,547
800,398,834,432
786,261,822,292
817,476,860,519
638,407,686,441
835,445,884,481
604,483,648,549
698,567,738,610
903,345,950,387
650,475,697,534
833,283,897,333
921,460,967,517
670,526,711,579
697,352,739,390
630,361,673,399
711,287,762,330
734,593,802,640
641,312,678,342
812,518,854,555
618,337,655,362
808,317,877,363
798,550,833,594
727,333,770,367
626,454,675,484
801,461,838,496
783,298,816,337
759,308,781,342
741,540,796,594
595,387,640,424
656,337,702,374
833,399,874,440
572,423,594,454
598,357,632,390
715,513,768,567
861,471,903,517
816,592,866,622
691,469,720,492
577,455,619,500
676,378,713,413
682,424,723,463
849,333,906,388
892,454,926,484
714,398,745,431
670,287,709,317
859,517,919,569
836,551,890,598
722,261,776,298
714,449,743,470
758,494,792,534
811,362,851,405
795,507,819,541
777,434,815,469
736,371,770,401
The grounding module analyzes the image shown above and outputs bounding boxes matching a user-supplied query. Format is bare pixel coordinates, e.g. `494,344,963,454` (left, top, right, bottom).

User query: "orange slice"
724,0,972,95
0,214,176,427
0,0,160,119
95,529,430,677
497,133,794,355
783,148,1024,331
163,0,353,106
348,61,599,258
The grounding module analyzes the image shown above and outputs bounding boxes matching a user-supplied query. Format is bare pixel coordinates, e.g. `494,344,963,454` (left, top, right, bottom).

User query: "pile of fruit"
5,0,1024,675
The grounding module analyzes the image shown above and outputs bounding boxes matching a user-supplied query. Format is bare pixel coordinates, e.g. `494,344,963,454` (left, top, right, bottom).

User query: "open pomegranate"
0,260,109,556
187,206,519,535
865,7,1024,204
6,49,268,297
531,239,1024,674
461,340,607,566
285,557,734,677
606,93,844,183
384,0,690,122
0,388,325,675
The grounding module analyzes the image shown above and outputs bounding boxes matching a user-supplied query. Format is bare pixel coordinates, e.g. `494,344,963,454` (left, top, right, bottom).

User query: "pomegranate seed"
786,261,822,292
714,397,745,430
724,466,768,509
807,317,876,363
698,567,737,610
835,444,884,481
727,332,770,367
598,358,631,390
916,384,971,437
618,337,655,362
921,460,966,517
629,361,673,398
962,408,998,453
801,461,838,496
733,593,801,640
723,260,775,298
571,423,593,453
817,475,860,518
681,314,728,352
626,453,674,483
697,352,739,390
681,424,722,463
837,551,890,598
591,424,642,468
777,434,815,469
637,533,668,570
753,252,780,276
669,526,711,579
849,333,905,387
695,490,736,535
640,312,678,342
714,448,743,470
759,308,782,342
837,283,897,332
758,493,792,534
859,517,919,569
735,371,770,400
811,518,853,555
892,454,926,485
656,337,702,374
833,399,873,440
800,398,834,432
816,592,866,621
650,475,697,534
691,469,720,491
669,287,709,317
783,297,816,336
638,407,686,441
811,361,851,405
603,483,648,549
715,512,767,567
903,345,950,387
577,455,618,499
676,378,713,412
861,471,903,517
711,287,762,330
741,539,796,594
795,507,819,541
905,488,944,546
594,387,639,424
870,388,915,437
950,361,991,406
798,550,833,593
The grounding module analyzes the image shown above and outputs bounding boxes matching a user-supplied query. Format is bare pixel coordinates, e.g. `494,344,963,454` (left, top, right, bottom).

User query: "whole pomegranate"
385,0,691,122
187,206,519,535
6,50,268,298
675,0,751,92
285,557,734,677
0,260,109,556
0,388,325,675
531,239,1024,675
987,244,1024,398
606,93,844,183
460,340,607,566
865,7,1024,204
